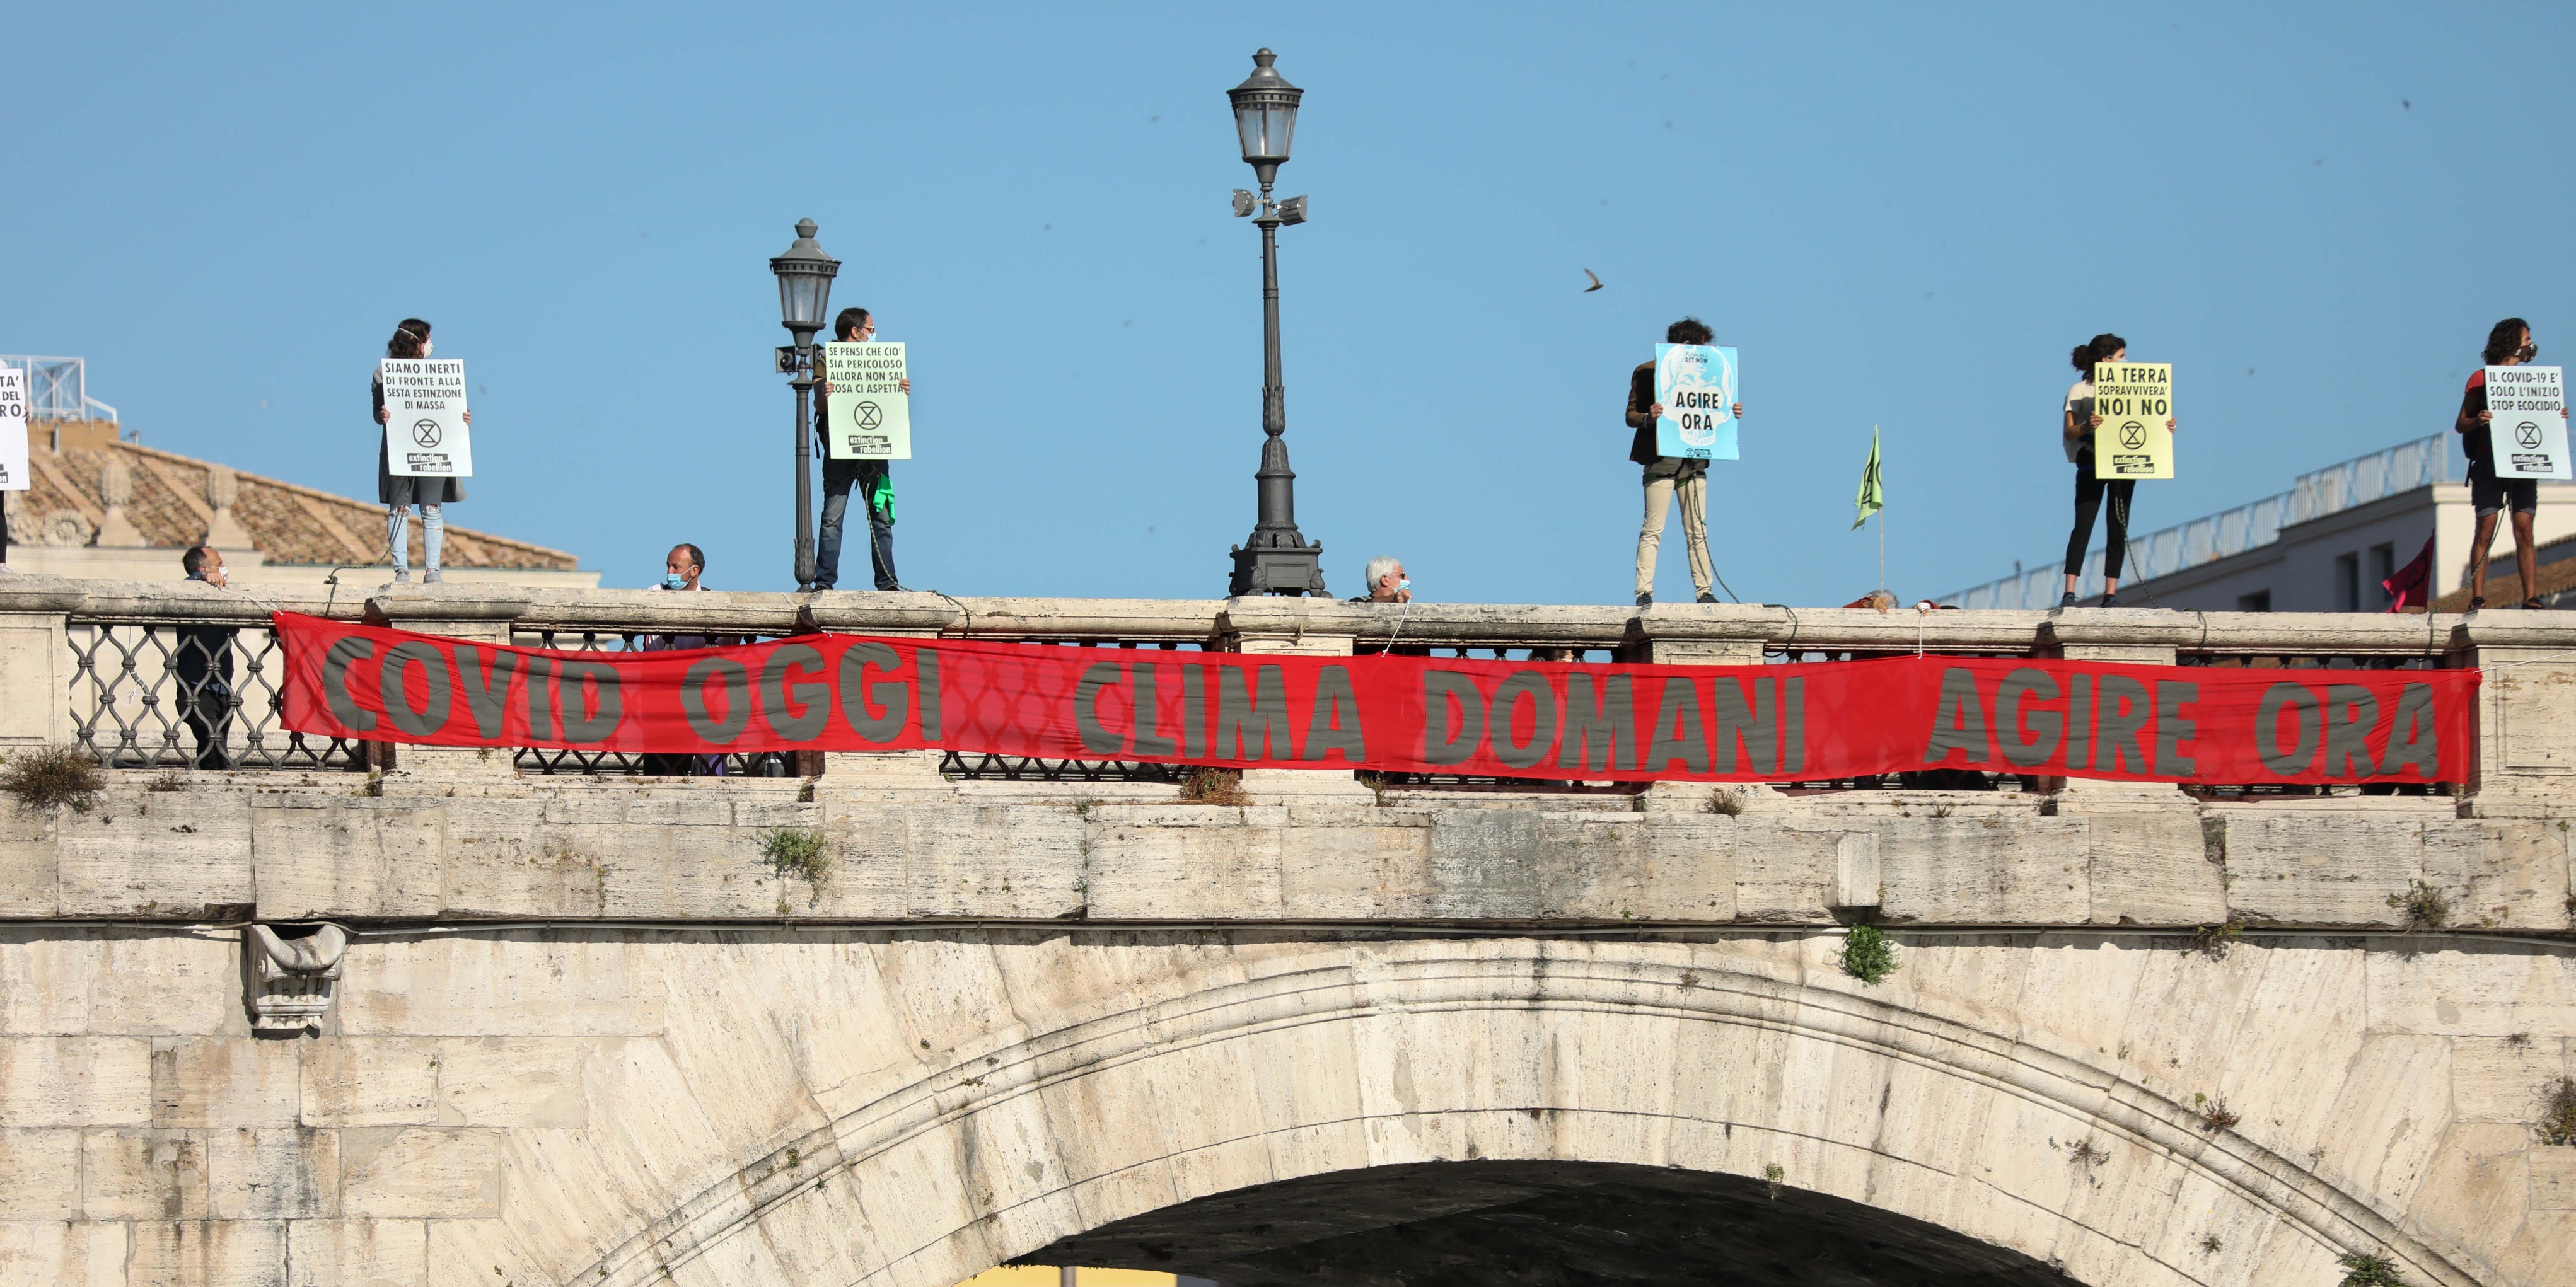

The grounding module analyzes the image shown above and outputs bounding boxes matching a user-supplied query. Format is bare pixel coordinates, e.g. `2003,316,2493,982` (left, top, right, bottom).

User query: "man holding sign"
2457,318,2568,609
1624,316,1744,606
815,307,912,591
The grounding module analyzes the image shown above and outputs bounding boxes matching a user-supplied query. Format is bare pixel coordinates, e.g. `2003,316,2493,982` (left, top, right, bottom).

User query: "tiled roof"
14,440,576,570
2428,531,2576,611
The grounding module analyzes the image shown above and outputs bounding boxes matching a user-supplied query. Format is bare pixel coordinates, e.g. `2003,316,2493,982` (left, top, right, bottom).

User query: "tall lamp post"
1225,49,1326,597
770,219,840,590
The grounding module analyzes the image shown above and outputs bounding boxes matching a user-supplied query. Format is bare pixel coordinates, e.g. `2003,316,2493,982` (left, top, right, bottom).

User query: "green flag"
1851,427,1883,529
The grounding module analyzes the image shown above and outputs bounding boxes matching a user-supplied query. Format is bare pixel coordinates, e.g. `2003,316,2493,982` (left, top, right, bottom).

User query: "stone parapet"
0,773,2563,933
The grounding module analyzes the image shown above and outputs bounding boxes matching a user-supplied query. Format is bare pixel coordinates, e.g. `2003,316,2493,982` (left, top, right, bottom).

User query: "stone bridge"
0,576,2570,1286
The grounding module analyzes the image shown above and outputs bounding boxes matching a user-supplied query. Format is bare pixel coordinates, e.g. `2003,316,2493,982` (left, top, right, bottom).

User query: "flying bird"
1582,269,1604,293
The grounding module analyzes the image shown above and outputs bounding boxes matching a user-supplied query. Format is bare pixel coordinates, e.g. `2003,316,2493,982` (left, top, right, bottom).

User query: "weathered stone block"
2369,945,2576,1036
287,1217,428,1287
0,1128,81,1219
426,1218,558,1287
56,792,253,918
81,1128,209,1220
252,797,445,920
204,1127,339,1218
1,1036,150,1127
303,1038,439,1128
903,805,1083,918
129,1218,286,1285
340,1128,504,1218
0,808,59,918
2224,812,2424,925
1877,817,2089,924
0,1220,128,1286
432,1037,589,1127
337,935,664,1039
1085,822,1283,919
1277,824,1434,919
152,1037,299,1128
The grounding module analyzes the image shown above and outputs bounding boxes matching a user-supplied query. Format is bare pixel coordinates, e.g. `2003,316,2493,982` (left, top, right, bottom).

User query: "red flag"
2383,533,2435,611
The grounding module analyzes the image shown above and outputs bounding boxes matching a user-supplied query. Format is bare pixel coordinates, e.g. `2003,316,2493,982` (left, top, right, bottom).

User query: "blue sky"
7,3,2568,603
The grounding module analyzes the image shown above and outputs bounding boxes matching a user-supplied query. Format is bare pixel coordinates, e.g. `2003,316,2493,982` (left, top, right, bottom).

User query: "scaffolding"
0,356,118,422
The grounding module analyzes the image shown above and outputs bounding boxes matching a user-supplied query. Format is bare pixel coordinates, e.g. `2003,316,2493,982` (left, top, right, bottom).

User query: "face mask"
2522,344,2539,362
1398,579,1412,593
661,574,690,591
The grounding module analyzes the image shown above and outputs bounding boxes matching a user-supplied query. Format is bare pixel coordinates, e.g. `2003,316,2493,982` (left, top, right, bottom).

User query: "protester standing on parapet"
2457,318,2566,609
2058,333,2175,608
371,319,467,584
815,308,911,591
1626,317,1743,607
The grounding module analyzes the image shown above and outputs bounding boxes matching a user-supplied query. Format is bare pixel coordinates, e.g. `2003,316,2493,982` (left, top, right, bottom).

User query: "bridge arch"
538,935,2482,1287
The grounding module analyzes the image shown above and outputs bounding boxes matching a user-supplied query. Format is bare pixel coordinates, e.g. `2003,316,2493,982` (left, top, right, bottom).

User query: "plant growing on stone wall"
1705,788,1745,817
146,771,186,793
1,747,104,816
1178,766,1247,807
2541,1076,2576,1147
1762,1162,1784,1199
1838,924,1898,985
2386,880,2448,930
2198,1235,2222,1255
2335,1251,2407,1287
2190,920,2244,961
2192,1093,2241,1133
2051,1136,2109,1186
760,829,832,908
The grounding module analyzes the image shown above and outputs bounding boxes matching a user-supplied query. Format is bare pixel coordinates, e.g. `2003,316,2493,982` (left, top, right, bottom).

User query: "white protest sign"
2486,365,2569,480
380,359,472,477
823,342,910,460
0,368,26,493
2092,361,2174,480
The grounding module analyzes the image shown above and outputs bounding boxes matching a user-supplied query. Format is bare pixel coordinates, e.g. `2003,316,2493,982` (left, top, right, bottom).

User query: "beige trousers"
1636,459,1712,597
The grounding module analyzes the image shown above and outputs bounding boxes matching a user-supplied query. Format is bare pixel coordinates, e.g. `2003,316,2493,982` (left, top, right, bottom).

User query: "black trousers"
183,691,234,770
2065,465,2137,580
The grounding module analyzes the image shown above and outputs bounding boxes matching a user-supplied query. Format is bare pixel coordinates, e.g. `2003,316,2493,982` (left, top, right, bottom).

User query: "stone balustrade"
0,572,2568,935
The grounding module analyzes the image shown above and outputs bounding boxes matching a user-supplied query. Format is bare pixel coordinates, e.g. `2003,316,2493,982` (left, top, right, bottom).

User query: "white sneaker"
393,568,410,583
424,570,443,584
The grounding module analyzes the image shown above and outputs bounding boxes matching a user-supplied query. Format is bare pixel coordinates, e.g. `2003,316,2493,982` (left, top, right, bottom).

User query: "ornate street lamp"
1225,49,1325,597
770,218,840,589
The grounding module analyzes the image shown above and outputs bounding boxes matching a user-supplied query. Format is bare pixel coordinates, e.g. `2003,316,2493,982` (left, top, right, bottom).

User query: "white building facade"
1939,434,2576,612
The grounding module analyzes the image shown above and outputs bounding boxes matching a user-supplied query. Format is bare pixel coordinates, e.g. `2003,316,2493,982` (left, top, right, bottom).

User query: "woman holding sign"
2058,333,2174,608
2457,318,2565,609
370,319,468,584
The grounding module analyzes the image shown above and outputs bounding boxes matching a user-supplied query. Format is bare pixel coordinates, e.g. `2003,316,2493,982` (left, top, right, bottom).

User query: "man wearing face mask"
1349,555,1412,603
814,307,911,592
638,543,732,776
176,546,238,770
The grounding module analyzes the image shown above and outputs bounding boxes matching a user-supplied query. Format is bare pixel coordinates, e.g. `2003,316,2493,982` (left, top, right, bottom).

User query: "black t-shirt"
2460,369,2491,461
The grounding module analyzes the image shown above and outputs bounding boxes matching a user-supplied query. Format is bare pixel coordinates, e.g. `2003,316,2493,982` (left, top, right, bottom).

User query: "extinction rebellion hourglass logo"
412,419,443,448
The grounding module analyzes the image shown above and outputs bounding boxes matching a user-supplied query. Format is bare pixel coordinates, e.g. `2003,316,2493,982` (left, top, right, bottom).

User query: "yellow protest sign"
2092,361,2172,480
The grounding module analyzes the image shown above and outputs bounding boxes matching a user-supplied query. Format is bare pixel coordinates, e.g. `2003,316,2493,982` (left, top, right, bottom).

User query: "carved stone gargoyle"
243,923,348,1034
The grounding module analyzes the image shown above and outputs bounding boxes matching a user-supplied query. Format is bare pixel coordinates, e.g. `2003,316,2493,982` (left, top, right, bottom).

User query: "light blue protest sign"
1654,343,1738,461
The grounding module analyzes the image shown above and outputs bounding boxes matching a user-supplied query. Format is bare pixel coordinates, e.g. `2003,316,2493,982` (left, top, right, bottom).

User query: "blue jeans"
817,458,897,590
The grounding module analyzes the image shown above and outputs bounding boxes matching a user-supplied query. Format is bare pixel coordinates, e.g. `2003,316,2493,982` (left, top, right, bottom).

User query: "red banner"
273,613,2476,785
